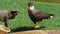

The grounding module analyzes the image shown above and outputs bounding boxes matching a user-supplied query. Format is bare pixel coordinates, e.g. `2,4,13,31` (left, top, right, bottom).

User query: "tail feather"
48,14,54,18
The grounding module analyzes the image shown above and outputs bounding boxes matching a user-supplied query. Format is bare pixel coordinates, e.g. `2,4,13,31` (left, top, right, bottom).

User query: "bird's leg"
5,21,8,27
4,17,8,27
34,22,40,29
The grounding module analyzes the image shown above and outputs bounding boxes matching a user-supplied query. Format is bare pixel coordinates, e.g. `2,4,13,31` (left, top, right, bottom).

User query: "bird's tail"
48,14,54,18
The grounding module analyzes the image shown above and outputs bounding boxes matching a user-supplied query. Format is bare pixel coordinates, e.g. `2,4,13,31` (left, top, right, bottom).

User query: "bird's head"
9,10,19,19
28,2,34,10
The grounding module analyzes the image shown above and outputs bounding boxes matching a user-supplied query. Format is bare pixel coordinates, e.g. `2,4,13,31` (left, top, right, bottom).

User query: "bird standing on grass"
0,10,18,27
28,2,54,29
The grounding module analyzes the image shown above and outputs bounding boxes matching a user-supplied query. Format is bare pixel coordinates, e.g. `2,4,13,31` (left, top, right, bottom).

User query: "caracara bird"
28,2,54,29
0,10,18,27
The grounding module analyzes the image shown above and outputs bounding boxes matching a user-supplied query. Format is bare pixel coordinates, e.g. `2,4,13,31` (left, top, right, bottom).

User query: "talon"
34,25,40,29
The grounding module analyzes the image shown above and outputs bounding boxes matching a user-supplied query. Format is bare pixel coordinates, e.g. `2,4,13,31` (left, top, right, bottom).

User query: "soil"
11,30,60,34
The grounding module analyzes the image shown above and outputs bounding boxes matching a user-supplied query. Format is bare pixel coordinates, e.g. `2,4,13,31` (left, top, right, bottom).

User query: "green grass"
26,0,60,3
0,0,60,30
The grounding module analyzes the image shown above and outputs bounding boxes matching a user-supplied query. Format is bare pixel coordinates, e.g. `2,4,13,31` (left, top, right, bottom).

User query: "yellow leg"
34,25,40,29
34,22,41,29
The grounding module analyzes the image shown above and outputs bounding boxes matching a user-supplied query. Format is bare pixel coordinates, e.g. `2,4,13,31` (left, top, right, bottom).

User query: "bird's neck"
29,6,34,10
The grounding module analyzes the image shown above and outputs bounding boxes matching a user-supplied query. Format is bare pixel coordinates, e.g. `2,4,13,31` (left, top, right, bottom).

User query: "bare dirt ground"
0,25,60,34
12,30,60,34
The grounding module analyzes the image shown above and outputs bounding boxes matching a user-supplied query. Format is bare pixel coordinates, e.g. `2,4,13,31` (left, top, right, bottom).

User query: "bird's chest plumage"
28,10,40,22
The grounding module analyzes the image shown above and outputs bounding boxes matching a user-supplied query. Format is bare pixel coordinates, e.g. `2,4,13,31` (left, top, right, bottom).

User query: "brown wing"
34,10,50,19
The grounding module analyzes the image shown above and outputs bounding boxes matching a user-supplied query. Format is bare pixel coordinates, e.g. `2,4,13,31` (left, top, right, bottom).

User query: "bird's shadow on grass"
11,26,45,32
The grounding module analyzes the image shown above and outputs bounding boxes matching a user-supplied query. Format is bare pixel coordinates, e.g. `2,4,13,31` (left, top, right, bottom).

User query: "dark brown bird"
0,10,18,27
28,2,54,29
